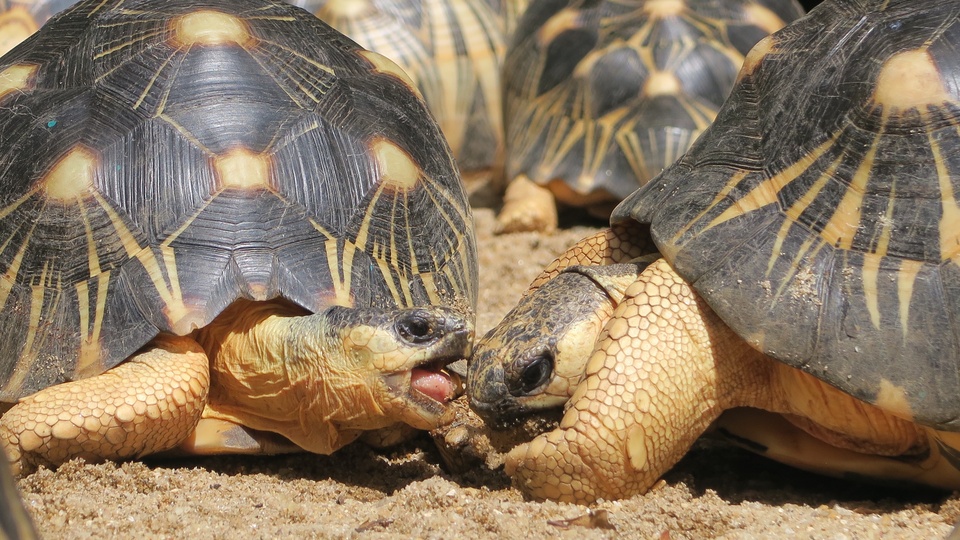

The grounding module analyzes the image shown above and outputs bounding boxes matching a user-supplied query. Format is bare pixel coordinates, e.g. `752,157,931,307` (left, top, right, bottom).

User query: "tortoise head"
308,305,472,432
468,263,644,429
205,301,472,454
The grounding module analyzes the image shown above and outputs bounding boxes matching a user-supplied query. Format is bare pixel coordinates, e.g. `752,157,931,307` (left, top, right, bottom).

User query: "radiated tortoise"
0,0,508,185
291,0,507,184
0,0,477,476
495,0,804,233
470,0,960,503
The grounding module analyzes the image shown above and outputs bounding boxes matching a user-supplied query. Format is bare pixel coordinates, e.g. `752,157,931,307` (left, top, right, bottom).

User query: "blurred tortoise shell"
293,0,507,178
496,0,804,233
0,0,75,55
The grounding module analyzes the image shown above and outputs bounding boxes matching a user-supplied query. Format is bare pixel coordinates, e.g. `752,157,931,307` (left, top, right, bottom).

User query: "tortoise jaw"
324,304,472,430
466,356,514,427
384,307,472,428
384,359,463,429
469,389,539,431
467,338,557,429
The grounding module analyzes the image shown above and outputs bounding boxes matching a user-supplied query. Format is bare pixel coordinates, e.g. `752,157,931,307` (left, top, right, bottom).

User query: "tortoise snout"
467,353,517,428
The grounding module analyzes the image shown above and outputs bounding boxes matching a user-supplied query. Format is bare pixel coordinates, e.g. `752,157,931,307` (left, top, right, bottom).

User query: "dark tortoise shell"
0,0,477,401
617,0,960,429
504,0,804,210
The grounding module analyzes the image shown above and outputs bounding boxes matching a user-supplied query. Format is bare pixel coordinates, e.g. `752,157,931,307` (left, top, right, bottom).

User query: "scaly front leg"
504,258,770,502
0,334,209,475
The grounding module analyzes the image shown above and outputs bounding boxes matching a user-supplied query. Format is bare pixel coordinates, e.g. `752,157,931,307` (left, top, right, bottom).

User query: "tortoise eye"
511,351,554,396
396,312,436,344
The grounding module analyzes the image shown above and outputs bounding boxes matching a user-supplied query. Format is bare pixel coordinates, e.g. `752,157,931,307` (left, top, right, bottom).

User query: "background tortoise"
0,0,477,475
484,0,528,39
470,0,960,503
291,0,507,185
494,0,804,233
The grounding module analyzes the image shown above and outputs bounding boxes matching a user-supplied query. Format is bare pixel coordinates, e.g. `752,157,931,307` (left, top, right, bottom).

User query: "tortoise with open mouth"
0,0,477,475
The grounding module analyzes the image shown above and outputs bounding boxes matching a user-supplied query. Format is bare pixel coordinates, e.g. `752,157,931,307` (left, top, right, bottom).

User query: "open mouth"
386,359,463,428
411,362,461,403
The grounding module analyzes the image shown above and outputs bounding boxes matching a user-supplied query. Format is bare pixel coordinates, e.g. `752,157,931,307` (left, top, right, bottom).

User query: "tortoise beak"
383,308,472,429
467,354,525,430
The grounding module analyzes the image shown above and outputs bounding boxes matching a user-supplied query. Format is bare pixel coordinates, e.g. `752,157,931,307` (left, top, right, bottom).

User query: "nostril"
396,312,436,344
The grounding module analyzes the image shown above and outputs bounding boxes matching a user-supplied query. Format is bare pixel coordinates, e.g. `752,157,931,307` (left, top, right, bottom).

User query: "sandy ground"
11,207,960,539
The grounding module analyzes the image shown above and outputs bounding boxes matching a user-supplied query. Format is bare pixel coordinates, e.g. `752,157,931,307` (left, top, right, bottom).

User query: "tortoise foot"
0,335,209,475
495,175,558,234
504,423,642,504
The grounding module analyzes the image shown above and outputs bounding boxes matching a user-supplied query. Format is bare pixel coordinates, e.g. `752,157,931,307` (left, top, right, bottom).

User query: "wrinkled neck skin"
196,300,398,455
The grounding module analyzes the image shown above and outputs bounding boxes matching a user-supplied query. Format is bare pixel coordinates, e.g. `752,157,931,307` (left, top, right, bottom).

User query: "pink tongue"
411,368,456,402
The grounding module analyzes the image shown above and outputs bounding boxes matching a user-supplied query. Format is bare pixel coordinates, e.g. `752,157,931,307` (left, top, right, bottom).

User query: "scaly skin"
0,335,209,476
525,222,653,291
469,223,655,427
199,300,470,455
468,263,646,426
503,259,960,502
504,258,768,501
1,300,470,475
